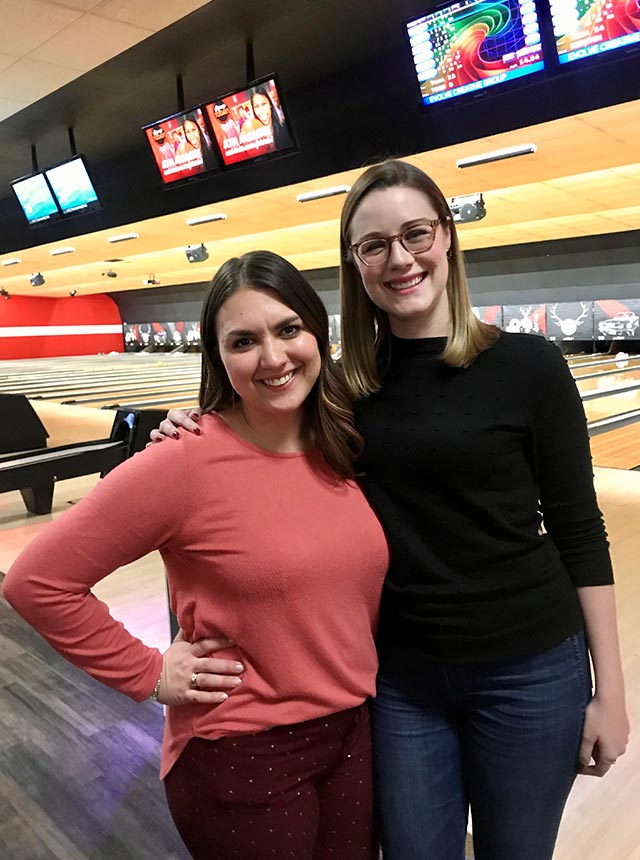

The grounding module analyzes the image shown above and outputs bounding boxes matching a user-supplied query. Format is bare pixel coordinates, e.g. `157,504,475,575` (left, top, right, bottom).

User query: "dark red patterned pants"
165,703,378,860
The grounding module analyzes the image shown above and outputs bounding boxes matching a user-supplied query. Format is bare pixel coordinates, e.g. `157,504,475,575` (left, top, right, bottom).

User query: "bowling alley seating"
0,395,164,515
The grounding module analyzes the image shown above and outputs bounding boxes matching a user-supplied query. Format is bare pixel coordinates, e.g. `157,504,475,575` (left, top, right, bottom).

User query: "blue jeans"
371,633,591,860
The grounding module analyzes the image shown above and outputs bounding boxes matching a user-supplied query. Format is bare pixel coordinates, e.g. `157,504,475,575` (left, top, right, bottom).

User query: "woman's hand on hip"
578,693,629,777
157,630,244,706
148,408,202,445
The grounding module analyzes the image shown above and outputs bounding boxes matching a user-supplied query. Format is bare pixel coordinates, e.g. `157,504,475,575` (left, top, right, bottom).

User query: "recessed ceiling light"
296,185,351,203
186,213,227,226
1,258,22,266
107,232,139,243
50,246,76,256
456,144,537,169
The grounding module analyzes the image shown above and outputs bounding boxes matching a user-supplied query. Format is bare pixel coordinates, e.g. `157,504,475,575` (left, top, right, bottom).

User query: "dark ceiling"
0,0,434,193
1,0,638,259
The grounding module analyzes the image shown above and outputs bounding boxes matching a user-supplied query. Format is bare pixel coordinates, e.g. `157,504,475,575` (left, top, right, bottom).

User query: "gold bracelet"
149,672,162,702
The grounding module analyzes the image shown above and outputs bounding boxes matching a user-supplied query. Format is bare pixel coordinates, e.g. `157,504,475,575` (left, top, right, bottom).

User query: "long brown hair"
339,159,499,398
199,250,362,479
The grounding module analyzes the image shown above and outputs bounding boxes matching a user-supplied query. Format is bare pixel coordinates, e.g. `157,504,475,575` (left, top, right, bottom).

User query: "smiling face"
252,92,272,127
183,119,201,149
348,185,452,338
215,287,321,426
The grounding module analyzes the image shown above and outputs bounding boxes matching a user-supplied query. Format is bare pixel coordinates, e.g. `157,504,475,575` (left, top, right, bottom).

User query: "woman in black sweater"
153,160,628,860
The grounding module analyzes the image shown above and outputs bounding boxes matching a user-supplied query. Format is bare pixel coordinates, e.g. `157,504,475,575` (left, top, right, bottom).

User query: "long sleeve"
534,343,613,587
2,442,187,701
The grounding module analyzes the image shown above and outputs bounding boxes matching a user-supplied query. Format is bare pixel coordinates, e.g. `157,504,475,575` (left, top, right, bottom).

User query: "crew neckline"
208,412,310,459
389,334,448,356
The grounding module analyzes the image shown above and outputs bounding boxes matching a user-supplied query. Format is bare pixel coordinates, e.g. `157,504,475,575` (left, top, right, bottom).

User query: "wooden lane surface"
566,353,637,369
590,424,640,470
52,385,199,407
0,354,201,399
576,368,640,394
583,388,640,422
573,359,640,379
0,365,198,392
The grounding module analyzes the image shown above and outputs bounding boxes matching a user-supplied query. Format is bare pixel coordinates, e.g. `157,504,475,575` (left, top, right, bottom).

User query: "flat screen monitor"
203,75,296,167
143,106,220,185
45,156,100,215
406,0,545,106
11,172,61,226
551,0,640,64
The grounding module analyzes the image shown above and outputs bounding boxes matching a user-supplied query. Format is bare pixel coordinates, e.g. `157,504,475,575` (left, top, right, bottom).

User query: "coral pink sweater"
3,414,389,778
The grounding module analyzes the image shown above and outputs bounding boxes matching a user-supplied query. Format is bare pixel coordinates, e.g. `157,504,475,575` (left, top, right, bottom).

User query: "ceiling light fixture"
296,185,351,203
29,273,45,287
456,144,537,169
0,288,9,300
50,246,76,256
186,213,227,226
107,232,139,243
1,258,22,266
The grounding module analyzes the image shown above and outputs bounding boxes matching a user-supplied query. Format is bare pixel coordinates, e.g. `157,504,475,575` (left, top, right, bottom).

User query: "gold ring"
190,672,199,690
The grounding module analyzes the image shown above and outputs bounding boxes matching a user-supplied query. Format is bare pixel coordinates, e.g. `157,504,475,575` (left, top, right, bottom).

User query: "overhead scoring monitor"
551,0,640,64
11,173,61,226
44,156,100,215
405,0,546,106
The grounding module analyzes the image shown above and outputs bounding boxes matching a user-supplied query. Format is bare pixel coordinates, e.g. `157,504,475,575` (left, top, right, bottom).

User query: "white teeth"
388,274,424,290
262,371,294,387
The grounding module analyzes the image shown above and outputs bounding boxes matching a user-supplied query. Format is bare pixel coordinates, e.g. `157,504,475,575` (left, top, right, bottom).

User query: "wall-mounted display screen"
406,0,545,106
11,173,61,226
44,156,100,215
143,107,220,185
551,0,640,64
203,76,295,166
594,299,640,340
502,303,547,335
546,301,594,340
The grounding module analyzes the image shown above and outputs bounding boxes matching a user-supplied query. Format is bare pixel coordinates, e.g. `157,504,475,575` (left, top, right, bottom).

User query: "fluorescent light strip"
107,232,139,243
186,213,227,226
1,258,22,266
297,185,351,203
456,144,537,169
50,246,76,256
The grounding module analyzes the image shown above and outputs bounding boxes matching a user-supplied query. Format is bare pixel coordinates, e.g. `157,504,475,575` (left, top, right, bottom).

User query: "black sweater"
355,332,613,665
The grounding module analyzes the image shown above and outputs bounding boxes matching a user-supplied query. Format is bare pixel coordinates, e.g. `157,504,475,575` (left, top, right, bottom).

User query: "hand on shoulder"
148,408,202,445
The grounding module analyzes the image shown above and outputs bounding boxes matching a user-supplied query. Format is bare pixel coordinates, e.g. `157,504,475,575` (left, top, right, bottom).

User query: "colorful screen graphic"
45,156,99,214
203,77,294,167
551,0,640,64
143,107,219,185
11,173,61,225
406,0,545,105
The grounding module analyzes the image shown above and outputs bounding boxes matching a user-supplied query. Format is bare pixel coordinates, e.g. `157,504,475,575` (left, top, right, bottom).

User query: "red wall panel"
0,294,123,359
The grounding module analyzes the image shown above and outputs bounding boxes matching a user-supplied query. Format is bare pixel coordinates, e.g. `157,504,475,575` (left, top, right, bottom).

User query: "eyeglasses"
350,218,445,266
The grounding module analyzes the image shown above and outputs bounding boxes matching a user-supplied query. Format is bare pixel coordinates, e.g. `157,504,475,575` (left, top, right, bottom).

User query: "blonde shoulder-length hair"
339,159,499,398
